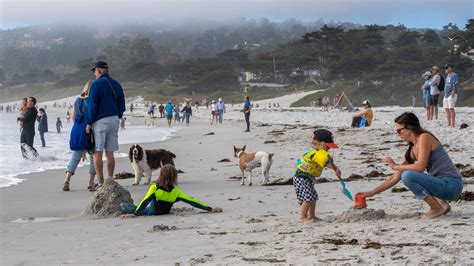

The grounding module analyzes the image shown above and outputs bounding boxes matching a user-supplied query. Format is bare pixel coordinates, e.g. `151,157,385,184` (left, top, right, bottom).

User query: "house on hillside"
239,71,261,82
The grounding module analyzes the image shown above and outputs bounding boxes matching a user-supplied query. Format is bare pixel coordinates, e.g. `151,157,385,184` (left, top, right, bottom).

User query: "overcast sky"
1,0,473,30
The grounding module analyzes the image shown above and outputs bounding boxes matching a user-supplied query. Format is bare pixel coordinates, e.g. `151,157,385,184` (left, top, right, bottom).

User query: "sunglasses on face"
396,127,407,135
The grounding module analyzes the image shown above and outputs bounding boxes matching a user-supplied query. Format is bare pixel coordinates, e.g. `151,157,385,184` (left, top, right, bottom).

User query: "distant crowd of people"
145,100,193,127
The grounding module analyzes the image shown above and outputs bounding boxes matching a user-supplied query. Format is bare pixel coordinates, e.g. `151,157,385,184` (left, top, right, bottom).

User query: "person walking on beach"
443,64,460,127
120,165,222,218
210,100,218,125
147,103,155,117
173,104,181,123
130,103,134,113
420,71,431,120
86,61,125,185
164,101,174,128
56,117,63,133
357,112,462,219
428,66,442,120
37,108,48,147
63,81,97,192
294,129,341,223
66,110,71,124
217,98,226,124
242,95,252,132
120,117,126,130
18,97,38,158
158,103,164,118
181,103,192,125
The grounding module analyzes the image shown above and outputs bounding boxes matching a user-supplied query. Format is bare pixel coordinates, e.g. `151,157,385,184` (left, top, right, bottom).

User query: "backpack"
437,74,445,91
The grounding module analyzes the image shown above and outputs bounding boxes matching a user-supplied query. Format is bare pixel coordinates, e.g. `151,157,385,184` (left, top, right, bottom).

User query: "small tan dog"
233,145,273,186
145,117,156,127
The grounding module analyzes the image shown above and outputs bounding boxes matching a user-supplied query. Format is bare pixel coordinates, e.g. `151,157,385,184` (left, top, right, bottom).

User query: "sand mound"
334,207,386,223
83,179,133,218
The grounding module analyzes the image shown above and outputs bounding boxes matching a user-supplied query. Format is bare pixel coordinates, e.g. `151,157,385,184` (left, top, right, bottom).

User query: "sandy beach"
1,92,474,264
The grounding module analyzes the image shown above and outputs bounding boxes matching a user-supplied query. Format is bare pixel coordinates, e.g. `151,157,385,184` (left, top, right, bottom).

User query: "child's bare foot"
301,217,321,223
422,208,445,219
300,218,313,223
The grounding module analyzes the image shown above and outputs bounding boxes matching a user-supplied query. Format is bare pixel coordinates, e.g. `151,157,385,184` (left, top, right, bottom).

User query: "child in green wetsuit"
294,129,341,223
121,165,222,218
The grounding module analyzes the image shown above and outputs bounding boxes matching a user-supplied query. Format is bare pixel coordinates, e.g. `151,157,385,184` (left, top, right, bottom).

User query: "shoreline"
1,98,473,264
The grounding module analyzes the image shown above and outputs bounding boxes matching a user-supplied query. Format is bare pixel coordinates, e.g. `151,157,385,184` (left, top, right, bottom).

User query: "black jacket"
21,107,38,132
37,114,48,132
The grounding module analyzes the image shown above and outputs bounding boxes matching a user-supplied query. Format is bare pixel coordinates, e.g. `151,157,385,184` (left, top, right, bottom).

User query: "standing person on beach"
147,103,154,117
36,108,48,147
357,112,462,219
86,61,125,185
217,98,226,124
294,129,341,222
158,103,164,118
19,97,38,158
181,103,192,125
242,96,252,132
443,64,460,127
64,81,97,192
210,100,218,125
66,110,71,124
56,117,63,133
173,104,181,124
428,66,442,120
130,103,134,113
164,100,174,128
420,71,431,120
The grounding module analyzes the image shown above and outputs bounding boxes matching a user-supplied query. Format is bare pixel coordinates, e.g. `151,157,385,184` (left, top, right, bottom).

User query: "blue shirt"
86,75,126,124
444,72,460,98
164,102,174,116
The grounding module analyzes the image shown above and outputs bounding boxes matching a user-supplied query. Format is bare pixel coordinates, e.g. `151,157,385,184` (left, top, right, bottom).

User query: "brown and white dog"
233,145,273,186
129,144,176,185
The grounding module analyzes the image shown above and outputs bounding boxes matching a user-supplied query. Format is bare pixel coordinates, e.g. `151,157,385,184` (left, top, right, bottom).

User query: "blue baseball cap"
444,63,454,69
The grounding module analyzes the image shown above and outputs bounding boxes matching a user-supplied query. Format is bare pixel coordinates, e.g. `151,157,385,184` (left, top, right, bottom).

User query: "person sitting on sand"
351,100,373,127
357,112,463,219
294,129,342,223
120,165,222,218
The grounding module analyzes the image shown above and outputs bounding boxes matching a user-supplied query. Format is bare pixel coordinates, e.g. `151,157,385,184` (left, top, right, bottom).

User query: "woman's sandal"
63,181,70,192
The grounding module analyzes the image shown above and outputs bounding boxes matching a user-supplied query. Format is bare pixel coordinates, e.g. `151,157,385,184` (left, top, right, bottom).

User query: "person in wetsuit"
19,97,38,158
120,165,222,217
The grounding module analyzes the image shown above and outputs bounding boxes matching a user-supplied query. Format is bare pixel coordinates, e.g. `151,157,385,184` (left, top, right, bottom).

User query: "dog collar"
237,151,244,158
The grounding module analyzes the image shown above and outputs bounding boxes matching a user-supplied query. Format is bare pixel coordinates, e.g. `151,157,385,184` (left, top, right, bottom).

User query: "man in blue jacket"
86,61,126,185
